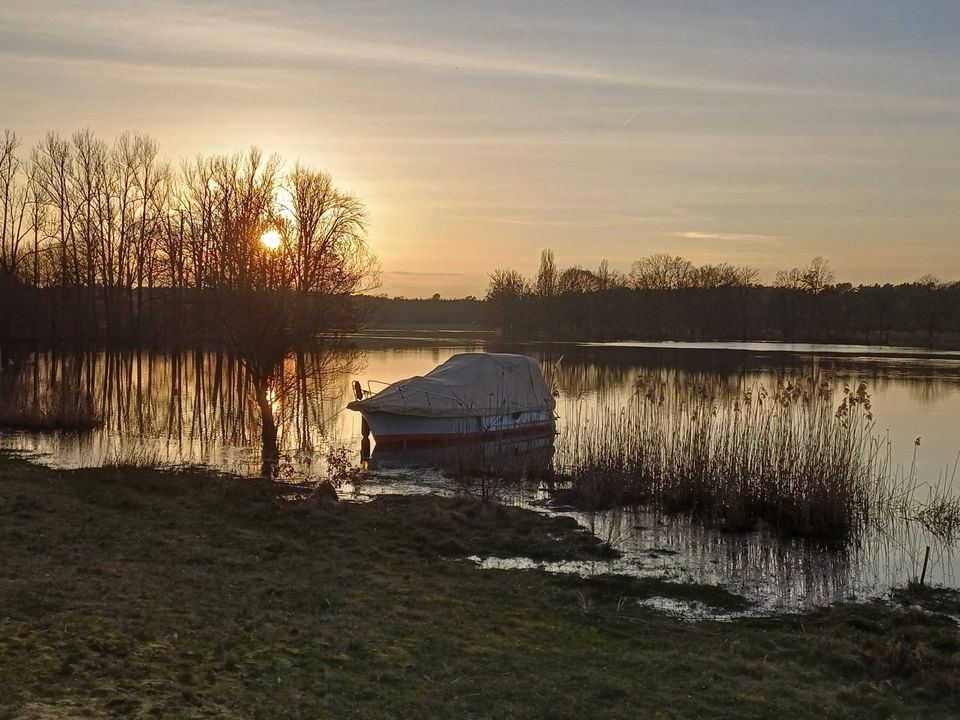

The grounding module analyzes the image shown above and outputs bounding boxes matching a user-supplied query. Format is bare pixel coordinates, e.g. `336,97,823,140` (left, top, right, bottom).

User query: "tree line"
484,250,960,347
0,128,378,345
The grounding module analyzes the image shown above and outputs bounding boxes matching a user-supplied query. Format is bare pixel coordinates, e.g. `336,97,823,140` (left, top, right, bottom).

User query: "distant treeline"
0,283,360,347
342,253,960,348
0,128,376,347
357,296,483,329
483,251,960,347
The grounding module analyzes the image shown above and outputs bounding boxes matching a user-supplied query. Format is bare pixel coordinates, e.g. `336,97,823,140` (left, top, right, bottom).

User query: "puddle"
633,596,750,621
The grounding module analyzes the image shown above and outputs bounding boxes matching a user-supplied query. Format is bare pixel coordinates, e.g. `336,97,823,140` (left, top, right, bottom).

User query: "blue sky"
2,0,958,296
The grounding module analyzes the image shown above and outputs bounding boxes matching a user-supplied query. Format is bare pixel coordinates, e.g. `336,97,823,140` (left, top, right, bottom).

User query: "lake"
3,337,959,612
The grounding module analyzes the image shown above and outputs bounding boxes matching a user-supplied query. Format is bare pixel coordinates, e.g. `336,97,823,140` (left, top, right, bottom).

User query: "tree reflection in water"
0,346,362,477
250,348,364,478
2,342,960,609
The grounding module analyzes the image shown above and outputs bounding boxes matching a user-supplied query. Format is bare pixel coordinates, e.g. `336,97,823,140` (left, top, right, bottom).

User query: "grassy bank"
1,457,959,719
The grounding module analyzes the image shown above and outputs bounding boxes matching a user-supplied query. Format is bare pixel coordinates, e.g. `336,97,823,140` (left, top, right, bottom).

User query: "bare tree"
534,248,557,297
27,164,47,287
177,155,218,290
595,258,623,290
201,158,377,475
283,164,377,296
0,130,32,280
694,263,757,288
801,256,834,293
557,266,600,294
209,148,282,290
31,132,78,288
777,257,834,294
629,254,694,290
486,268,528,300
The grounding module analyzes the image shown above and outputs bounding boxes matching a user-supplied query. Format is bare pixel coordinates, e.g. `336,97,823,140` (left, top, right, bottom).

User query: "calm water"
3,338,960,612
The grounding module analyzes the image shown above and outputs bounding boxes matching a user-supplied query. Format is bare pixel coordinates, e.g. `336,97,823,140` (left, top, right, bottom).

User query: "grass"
552,374,960,542
894,584,960,617
2,455,960,719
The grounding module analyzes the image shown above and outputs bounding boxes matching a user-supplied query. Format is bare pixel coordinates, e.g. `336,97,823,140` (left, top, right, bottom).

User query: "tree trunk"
255,380,279,478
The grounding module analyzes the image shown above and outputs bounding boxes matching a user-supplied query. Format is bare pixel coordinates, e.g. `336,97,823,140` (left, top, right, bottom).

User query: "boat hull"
359,409,555,446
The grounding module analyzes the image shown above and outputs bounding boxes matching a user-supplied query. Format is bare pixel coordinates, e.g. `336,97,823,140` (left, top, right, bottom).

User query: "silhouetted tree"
0,130,32,281
484,268,528,338
534,248,557,297
479,251,957,348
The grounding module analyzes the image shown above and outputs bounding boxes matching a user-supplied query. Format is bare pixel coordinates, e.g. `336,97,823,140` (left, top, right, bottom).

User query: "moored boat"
347,353,556,445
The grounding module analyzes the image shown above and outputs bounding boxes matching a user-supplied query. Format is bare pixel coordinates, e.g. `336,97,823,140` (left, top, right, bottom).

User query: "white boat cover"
349,353,555,418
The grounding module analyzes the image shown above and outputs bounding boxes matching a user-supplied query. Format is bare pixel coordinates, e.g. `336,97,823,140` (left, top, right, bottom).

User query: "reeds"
0,391,101,433
553,374,959,541
102,445,163,469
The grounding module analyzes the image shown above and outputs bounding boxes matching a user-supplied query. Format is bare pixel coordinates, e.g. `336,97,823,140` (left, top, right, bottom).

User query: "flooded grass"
0,394,101,433
3,455,960,718
0,361,103,434
101,445,164,470
552,374,960,543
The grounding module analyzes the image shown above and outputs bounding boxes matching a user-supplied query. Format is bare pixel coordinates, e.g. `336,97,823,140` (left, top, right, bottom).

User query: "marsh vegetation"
552,373,960,542
0,370,100,433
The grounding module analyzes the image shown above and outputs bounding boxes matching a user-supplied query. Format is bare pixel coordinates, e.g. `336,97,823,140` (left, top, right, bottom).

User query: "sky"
2,0,959,297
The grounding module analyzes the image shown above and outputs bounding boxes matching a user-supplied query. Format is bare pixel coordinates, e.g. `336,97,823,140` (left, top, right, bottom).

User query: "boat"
347,353,557,446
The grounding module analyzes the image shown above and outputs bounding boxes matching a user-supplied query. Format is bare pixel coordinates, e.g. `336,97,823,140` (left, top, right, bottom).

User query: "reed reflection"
566,505,957,610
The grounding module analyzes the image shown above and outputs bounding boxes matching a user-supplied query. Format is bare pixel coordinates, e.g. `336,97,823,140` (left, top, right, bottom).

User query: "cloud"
3,0,951,106
671,231,784,245
446,211,675,228
384,271,467,278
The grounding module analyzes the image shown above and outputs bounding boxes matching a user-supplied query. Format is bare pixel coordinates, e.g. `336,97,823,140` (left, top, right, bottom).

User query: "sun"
260,229,282,250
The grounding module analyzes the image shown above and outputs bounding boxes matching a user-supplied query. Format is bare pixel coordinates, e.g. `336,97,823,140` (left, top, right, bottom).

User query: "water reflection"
367,434,556,501
8,340,955,475
565,506,957,611
0,347,361,477
369,434,554,470
2,339,960,609
538,345,960,402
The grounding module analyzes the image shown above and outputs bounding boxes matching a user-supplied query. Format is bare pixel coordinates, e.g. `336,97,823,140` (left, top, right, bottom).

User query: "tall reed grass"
0,389,101,433
553,374,956,541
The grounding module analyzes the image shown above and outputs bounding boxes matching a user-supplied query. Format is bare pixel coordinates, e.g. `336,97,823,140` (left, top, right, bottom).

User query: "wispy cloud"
384,271,467,278
671,231,784,245
3,0,953,107
447,211,677,228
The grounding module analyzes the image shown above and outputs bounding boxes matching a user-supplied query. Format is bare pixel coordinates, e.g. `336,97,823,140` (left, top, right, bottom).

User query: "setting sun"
260,229,282,251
